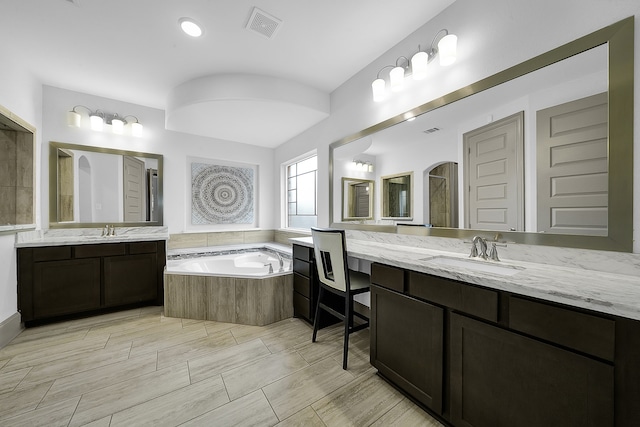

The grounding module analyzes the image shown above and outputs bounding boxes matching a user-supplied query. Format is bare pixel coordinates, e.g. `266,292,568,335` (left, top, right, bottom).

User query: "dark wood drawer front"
293,244,313,261
293,292,311,320
74,243,126,258
293,273,311,298
509,297,615,361
129,241,158,255
409,271,498,322
293,259,311,278
32,246,71,262
371,263,405,293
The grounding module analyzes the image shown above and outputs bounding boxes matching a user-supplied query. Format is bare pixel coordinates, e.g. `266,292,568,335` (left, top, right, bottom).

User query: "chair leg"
342,295,350,370
312,287,323,343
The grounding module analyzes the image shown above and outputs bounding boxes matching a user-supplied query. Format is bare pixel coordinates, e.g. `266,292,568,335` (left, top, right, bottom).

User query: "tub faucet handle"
265,263,274,274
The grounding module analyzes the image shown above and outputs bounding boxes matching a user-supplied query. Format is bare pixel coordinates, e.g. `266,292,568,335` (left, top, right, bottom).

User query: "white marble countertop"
291,236,640,321
15,227,169,248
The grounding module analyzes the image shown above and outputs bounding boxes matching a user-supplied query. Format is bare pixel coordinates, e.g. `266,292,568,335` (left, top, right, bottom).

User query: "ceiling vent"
246,7,282,40
423,127,441,134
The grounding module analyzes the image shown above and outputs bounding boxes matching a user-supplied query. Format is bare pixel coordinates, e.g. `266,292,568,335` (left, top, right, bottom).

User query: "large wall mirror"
330,17,633,252
49,141,163,228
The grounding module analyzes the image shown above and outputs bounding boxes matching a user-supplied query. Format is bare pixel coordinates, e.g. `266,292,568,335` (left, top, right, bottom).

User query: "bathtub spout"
275,252,284,272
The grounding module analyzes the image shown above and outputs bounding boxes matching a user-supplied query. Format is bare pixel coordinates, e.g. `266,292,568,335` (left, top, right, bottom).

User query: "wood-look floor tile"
222,349,310,400
156,329,237,370
262,358,355,420
188,338,271,383
181,389,278,427
230,318,303,344
2,335,110,372
128,322,208,358
204,320,239,336
0,330,91,359
258,321,314,353
0,381,54,421
81,415,113,426
68,362,191,427
0,367,30,393
40,352,157,406
370,397,445,426
18,341,132,388
0,397,79,427
0,358,9,370
110,374,229,426
312,371,404,426
275,406,326,427
105,318,184,345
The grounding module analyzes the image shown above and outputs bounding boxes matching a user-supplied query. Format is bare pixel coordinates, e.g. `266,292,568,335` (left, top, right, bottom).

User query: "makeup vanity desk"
291,236,640,427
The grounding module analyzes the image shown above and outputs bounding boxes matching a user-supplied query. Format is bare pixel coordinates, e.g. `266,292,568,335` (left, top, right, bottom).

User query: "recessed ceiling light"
179,18,203,37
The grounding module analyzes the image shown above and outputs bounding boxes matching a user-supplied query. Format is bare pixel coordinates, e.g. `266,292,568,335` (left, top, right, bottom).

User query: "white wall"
275,0,640,252
0,57,42,324
41,85,276,234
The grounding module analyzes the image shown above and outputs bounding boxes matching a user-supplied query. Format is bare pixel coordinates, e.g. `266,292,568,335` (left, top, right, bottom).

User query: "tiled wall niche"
0,104,35,231
167,229,309,250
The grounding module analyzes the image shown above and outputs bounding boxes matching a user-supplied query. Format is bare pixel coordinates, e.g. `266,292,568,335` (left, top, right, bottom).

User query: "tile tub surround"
167,229,309,250
164,272,294,326
291,233,640,321
165,244,294,325
15,226,169,247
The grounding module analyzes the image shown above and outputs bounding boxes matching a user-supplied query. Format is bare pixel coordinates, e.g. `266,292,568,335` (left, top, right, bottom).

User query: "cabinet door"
450,313,614,427
33,258,101,319
104,254,157,306
370,284,444,414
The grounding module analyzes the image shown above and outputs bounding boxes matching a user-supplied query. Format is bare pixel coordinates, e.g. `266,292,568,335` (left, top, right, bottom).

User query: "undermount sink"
422,256,524,277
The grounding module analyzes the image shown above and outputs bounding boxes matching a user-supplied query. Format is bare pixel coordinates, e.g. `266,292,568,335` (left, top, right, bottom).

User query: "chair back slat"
311,228,349,293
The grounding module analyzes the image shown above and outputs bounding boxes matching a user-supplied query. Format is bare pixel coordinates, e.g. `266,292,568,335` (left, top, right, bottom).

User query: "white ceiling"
2,0,455,147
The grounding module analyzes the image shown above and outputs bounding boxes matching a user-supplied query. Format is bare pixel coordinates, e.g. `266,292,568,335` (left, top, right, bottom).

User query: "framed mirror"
381,172,412,220
342,178,374,221
329,17,633,252
49,141,163,228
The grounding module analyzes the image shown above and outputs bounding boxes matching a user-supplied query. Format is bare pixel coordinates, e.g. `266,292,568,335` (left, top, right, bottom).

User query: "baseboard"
0,312,23,349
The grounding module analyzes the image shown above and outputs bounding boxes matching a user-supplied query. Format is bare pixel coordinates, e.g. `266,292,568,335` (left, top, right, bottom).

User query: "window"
286,154,317,229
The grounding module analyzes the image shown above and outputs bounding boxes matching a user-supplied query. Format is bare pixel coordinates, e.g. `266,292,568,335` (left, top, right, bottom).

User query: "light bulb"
111,118,124,134
131,121,143,137
372,78,386,102
67,110,81,127
411,51,429,80
89,114,104,131
389,66,405,92
438,34,458,66
179,18,203,37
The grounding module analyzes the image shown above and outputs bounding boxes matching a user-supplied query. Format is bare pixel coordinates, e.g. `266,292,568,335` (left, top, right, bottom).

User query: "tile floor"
0,307,444,426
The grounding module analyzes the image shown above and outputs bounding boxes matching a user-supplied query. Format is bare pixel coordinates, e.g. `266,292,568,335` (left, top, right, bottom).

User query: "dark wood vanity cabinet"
18,240,166,325
292,243,342,327
370,262,639,427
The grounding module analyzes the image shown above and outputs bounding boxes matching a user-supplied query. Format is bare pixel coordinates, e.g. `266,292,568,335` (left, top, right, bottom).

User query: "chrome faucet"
488,242,500,261
102,225,115,237
265,263,274,274
274,252,284,272
470,236,488,259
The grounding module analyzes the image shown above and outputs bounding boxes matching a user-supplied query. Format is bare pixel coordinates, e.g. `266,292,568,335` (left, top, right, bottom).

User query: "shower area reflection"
427,162,458,228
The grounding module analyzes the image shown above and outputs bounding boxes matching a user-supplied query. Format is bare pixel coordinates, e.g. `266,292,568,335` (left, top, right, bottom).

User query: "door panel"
464,111,524,231
537,92,608,235
123,155,145,222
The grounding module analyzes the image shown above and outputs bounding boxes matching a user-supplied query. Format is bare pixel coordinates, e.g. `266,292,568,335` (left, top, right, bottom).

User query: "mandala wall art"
191,161,256,225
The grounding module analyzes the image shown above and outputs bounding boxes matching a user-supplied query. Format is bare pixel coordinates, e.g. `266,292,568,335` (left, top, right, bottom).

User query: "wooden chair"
310,227,370,370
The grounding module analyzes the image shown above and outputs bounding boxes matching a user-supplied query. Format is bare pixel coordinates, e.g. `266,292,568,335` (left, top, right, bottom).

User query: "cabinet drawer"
408,271,498,322
293,258,311,278
129,241,158,255
293,244,313,261
32,246,71,262
371,263,405,293
293,292,311,320
509,296,615,361
293,273,311,298
74,243,126,258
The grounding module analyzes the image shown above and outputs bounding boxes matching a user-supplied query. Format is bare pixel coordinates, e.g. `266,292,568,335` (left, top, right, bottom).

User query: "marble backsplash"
346,230,640,277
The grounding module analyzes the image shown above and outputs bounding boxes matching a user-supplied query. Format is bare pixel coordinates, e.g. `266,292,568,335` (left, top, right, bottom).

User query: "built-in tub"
164,245,294,326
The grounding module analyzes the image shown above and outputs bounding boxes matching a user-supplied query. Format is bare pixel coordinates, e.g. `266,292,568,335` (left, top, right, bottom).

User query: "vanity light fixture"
352,159,374,172
372,28,457,102
67,105,144,136
179,17,204,37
